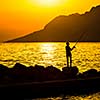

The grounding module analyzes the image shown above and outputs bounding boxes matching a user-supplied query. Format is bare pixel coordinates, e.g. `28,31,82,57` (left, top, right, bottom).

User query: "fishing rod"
73,31,88,47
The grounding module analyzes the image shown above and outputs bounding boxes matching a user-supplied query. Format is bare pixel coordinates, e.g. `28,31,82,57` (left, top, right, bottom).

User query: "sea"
0,42,100,100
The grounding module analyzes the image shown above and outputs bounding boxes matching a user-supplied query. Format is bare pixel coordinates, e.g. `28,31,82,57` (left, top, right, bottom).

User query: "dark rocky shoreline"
0,63,100,99
0,63,100,84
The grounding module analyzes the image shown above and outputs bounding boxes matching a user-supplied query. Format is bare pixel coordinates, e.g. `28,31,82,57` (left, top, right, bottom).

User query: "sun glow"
30,0,61,7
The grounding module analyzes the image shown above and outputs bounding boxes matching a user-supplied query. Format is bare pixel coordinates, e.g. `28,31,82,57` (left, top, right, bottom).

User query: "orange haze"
0,0,100,41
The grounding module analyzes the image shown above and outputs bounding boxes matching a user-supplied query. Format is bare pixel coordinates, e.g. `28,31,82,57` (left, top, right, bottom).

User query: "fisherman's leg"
70,55,72,67
67,56,69,67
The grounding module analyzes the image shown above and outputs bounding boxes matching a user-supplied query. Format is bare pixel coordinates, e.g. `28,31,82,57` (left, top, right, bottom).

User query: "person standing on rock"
65,41,75,67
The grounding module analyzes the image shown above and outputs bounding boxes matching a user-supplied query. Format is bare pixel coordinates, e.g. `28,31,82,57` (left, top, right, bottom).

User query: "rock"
83,69,98,77
62,66,79,79
44,65,62,80
13,63,26,70
0,64,9,76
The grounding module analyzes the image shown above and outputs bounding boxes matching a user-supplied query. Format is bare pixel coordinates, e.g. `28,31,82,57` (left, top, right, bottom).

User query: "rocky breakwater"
0,63,100,84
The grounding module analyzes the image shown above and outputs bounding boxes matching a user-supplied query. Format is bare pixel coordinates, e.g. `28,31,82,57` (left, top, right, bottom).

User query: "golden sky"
0,0,100,41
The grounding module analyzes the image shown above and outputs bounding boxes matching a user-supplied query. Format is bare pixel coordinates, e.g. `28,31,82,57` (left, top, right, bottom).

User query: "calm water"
0,42,100,99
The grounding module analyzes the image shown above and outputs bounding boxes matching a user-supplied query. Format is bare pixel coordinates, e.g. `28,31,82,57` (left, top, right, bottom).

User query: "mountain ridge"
6,5,100,42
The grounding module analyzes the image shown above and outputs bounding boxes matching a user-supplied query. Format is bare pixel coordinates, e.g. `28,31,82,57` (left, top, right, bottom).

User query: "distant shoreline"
3,41,100,43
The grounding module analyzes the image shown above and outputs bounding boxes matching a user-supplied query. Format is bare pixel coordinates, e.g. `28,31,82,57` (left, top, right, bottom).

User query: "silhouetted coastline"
0,63,100,84
0,63,100,99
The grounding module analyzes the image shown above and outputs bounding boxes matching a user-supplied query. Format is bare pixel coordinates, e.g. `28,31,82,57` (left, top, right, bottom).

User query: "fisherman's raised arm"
71,46,76,51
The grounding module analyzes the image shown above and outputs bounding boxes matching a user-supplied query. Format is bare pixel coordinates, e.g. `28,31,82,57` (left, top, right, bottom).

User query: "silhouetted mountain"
6,5,100,42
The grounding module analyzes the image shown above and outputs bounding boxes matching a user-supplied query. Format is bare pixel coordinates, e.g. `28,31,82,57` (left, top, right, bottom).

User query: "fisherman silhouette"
65,41,75,67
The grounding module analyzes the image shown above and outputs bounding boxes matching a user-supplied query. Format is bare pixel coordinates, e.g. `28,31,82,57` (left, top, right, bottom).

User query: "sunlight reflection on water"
0,42,100,73
33,92,100,100
0,42,100,99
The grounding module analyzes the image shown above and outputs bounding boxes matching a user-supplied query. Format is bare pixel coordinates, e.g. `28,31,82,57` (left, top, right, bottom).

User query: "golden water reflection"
0,42,100,73
40,43,55,58
38,43,64,68
34,92,100,100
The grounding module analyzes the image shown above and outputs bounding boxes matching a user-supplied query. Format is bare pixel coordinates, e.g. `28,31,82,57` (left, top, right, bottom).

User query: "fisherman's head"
66,41,69,45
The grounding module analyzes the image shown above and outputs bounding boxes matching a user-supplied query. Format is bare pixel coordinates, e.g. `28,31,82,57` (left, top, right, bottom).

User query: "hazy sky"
0,0,100,41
